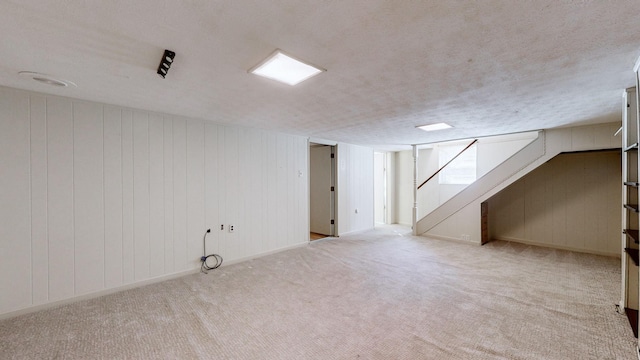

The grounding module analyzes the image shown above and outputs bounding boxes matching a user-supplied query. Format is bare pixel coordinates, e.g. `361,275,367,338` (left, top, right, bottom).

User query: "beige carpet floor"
0,225,637,359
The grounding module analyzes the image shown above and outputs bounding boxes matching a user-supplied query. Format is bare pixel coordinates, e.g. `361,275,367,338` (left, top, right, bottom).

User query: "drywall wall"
374,152,385,224
488,150,621,256
337,143,375,235
394,151,414,225
0,86,310,316
385,152,397,225
394,133,538,225
423,123,621,244
310,145,332,235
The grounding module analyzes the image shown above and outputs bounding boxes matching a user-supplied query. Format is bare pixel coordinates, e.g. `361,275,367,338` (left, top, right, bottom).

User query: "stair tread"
625,204,639,213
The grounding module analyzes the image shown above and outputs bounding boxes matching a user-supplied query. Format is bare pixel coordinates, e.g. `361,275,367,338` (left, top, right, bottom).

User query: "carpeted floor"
0,225,637,359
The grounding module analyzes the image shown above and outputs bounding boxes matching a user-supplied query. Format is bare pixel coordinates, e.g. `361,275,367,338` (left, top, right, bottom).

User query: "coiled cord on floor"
201,229,223,274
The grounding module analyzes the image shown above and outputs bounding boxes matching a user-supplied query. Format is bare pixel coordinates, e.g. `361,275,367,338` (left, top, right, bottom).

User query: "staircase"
415,123,621,242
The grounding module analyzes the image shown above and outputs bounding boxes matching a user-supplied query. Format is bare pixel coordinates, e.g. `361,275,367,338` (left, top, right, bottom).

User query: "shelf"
626,248,639,266
624,204,640,213
626,308,639,338
625,143,639,152
624,229,640,244
625,181,640,187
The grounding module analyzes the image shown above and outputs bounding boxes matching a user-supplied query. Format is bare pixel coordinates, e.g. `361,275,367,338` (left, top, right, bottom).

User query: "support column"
412,145,418,235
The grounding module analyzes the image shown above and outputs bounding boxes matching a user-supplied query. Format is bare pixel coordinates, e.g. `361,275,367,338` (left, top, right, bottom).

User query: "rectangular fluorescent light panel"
417,123,453,132
250,50,324,86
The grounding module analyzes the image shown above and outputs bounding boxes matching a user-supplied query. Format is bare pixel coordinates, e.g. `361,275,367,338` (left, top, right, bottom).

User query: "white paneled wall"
0,87,309,316
337,143,375,235
488,151,621,256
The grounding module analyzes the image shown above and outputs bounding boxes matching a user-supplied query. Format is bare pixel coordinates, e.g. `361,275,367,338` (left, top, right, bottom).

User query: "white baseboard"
492,236,620,258
0,268,199,321
219,241,308,267
420,233,480,246
336,227,374,237
0,241,309,320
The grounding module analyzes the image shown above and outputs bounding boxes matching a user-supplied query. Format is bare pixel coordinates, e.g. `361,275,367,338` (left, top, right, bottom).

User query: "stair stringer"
415,123,621,243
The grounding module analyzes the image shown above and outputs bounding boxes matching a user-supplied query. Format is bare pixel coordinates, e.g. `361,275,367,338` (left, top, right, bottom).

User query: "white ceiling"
1,1,639,151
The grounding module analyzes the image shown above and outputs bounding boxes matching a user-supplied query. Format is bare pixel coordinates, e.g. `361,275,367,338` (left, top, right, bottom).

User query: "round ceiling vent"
18,71,77,88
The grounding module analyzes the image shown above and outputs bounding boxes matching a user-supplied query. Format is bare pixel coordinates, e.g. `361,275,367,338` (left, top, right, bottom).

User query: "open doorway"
309,143,336,240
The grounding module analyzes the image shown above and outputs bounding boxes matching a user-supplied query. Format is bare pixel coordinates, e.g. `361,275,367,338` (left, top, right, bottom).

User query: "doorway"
309,143,336,240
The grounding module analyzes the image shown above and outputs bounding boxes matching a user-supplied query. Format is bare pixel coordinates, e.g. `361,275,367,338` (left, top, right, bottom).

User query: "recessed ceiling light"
18,71,76,88
416,123,453,132
249,49,325,86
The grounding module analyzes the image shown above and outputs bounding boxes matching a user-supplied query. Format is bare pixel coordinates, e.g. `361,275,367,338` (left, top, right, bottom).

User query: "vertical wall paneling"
163,117,174,273
564,155,586,249
216,127,227,256
551,155,567,248
133,111,150,280
30,95,48,305
46,96,75,301
103,106,123,288
224,127,239,259
186,119,205,268
172,118,187,271
149,114,165,277
259,133,268,252
286,137,296,245
204,123,219,255
264,133,279,253
237,128,250,258
73,101,105,295
0,89,31,312
275,135,287,249
490,151,621,255
0,86,321,316
299,137,309,242
248,129,264,253
336,143,375,235
121,110,135,284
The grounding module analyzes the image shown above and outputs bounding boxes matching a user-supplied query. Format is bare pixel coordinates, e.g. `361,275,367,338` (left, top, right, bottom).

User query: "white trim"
420,233,480,245
309,137,337,146
492,236,620,258
0,241,308,320
336,227,373,237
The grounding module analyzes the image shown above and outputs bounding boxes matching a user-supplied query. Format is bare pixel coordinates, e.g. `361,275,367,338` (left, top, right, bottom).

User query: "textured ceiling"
1,1,639,151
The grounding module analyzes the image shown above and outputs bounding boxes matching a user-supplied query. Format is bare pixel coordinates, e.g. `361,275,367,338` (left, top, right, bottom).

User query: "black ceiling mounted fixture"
157,49,175,78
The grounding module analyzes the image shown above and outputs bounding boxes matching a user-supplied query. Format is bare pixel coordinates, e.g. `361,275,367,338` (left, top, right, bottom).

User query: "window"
438,143,477,184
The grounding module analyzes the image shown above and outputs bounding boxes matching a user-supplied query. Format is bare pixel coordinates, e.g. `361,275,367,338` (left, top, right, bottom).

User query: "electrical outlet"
220,224,224,231
229,225,235,233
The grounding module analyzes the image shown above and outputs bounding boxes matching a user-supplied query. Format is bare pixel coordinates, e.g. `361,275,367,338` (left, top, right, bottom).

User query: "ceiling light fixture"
249,49,325,86
157,49,175,78
19,71,76,87
417,123,453,132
